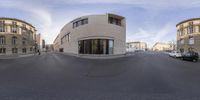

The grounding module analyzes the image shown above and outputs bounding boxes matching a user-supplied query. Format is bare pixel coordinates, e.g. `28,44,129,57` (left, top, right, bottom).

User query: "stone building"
176,18,200,54
0,17,37,55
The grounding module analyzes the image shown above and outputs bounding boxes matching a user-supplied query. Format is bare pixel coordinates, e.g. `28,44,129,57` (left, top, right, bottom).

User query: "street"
0,52,200,100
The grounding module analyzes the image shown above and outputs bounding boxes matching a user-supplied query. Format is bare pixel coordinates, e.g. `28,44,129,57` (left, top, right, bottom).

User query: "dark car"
181,51,199,62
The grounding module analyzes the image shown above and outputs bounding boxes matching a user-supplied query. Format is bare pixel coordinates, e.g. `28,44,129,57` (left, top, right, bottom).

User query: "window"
109,40,114,54
30,47,32,51
22,24,27,33
78,39,114,54
179,29,183,36
61,37,64,44
188,22,194,34
179,25,184,36
67,33,70,42
177,30,180,36
73,18,88,28
12,48,18,54
108,17,122,26
11,22,17,33
22,38,26,45
78,21,82,26
0,48,6,54
83,19,88,24
199,25,200,32
12,36,17,45
61,32,70,44
180,39,184,44
189,37,194,45
22,24,26,28
0,36,6,45
0,21,5,32
22,48,26,53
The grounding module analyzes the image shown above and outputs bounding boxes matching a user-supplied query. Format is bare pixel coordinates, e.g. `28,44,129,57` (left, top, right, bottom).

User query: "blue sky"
1,0,200,47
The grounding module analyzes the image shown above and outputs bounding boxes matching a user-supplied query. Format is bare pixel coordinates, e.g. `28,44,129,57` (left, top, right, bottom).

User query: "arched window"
12,36,17,45
0,36,6,45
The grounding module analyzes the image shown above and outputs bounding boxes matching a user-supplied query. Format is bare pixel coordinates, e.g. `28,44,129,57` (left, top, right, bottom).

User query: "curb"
56,52,133,59
0,54,36,60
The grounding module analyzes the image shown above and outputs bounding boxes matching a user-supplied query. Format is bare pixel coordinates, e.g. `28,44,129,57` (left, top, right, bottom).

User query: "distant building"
42,39,45,51
0,17,37,55
126,41,147,52
176,18,200,54
36,33,42,50
53,34,60,52
152,42,174,51
45,44,54,52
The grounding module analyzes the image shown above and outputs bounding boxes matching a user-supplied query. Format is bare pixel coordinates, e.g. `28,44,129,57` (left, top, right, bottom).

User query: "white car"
169,51,182,58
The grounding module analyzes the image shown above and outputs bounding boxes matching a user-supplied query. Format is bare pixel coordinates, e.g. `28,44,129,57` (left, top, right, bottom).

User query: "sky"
0,0,200,47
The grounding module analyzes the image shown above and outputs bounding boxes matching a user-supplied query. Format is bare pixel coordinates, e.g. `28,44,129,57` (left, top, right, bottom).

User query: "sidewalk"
59,52,132,59
0,53,36,59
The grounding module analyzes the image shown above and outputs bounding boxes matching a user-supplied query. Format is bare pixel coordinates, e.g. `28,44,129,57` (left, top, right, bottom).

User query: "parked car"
181,51,199,62
169,51,182,58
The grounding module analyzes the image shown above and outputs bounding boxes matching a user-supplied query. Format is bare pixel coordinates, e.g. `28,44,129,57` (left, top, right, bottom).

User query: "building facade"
36,33,42,51
126,41,147,52
152,42,174,51
0,18,37,55
54,13,126,55
176,18,200,54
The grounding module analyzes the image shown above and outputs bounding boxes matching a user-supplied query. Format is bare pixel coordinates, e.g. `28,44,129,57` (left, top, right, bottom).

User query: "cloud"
60,0,200,10
0,0,53,43
127,23,175,48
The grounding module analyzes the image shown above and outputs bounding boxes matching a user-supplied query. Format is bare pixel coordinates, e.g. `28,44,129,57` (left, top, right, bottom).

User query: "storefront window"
78,39,114,54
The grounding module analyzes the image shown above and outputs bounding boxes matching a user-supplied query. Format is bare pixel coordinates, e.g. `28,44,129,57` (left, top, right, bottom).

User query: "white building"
126,41,147,52
54,13,126,55
152,42,174,51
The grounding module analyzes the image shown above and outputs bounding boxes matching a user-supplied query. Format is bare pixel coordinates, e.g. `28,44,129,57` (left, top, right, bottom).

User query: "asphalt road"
0,52,200,100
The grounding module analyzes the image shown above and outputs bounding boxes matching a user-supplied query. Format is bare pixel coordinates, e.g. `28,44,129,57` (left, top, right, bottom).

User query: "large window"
12,48,18,54
78,39,114,54
22,48,26,53
0,21,5,32
188,22,194,34
73,18,88,28
61,33,70,44
22,38,26,45
12,36,17,45
108,17,122,26
11,22,17,33
0,48,6,54
189,37,194,45
0,36,6,45
22,24,27,33
29,30,33,40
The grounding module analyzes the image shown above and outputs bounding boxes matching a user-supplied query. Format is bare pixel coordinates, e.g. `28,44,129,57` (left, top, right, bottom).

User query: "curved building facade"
0,18,37,55
176,18,200,54
54,13,126,55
